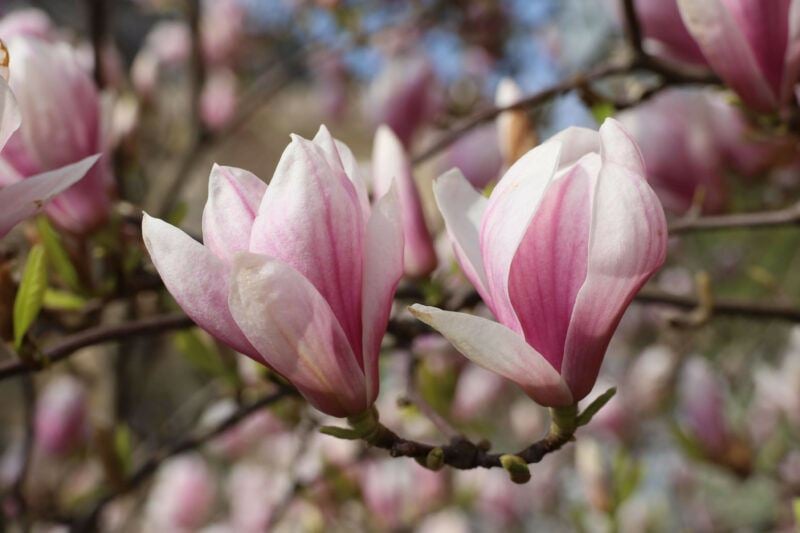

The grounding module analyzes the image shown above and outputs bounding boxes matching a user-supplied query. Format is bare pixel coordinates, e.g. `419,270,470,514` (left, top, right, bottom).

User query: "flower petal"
229,252,368,417
361,184,404,403
250,134,364,357
0,76,20,152
312,125,370,221
0,154,98,237
508,155,597,370
141,213,258,359
480,140,562,330
409,304,573,407
372,125,436,277
432,168,490,302
546,126,599,171
561,119,667,401
201,164,266,264
678,0,779,112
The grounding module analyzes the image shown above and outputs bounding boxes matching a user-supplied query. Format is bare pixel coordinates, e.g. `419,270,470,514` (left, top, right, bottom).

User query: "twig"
621,0,644,56
87,0,108,88
7,375,35,532
411,61,632,165
634,288,800,322
71,387,296,532
0,314,194,380
669,202,800,234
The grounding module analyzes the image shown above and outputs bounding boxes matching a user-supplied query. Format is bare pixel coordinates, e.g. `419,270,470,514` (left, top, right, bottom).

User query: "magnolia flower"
411,119,667,407
372,125,436,277
677,0,800,113
142,126,403,418
366,54,440,147
618,88,774,213
678,358,731,457
34,375,89,456
0,36,111,234
440,123,503,190
0,57,98,238
145,454,216,531
0,8,56,42
634,0,707,66
200,68,238,132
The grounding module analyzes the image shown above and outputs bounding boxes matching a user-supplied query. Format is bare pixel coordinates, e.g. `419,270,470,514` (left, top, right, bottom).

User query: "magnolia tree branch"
0,314,194,380
71,387,296,532
669,202,800,233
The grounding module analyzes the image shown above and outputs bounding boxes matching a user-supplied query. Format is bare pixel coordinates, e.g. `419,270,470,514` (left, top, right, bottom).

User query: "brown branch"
669,202,800,234
621,0,644,56
71,387,296,532
0,314,194,380
87,0,108,88
634,288,800,322
412,61,632,165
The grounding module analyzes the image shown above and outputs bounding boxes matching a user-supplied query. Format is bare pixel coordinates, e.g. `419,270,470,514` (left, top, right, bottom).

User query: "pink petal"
546,127,600,171
312,125,370,221
249,134,364,358
0,155,99,237
0,77,20,152
781,0,800,104
361,185,404,404
409,304,573,407
480,140,562,331
560,120,667,401
432,169,491,303
141,214,258,360
678,0,779,112
228,252,368,417
372,125,436,277
201,164,266,265
508,155,597,370
719,0,792,96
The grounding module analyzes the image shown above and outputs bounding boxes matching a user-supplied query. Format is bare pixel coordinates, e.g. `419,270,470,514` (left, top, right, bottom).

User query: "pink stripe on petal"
250,135,365,358
480,140,562,332
678,0,779,112
560,121,667,401
508,155,596,370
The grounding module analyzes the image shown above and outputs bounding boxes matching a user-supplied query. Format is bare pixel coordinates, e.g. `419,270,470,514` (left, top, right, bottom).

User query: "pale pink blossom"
142,126,404,417
677,0,800,113
0,8,55,42
0,60,99,238
451,363,507,420
634,0,707,65
619,88,776,213
440,123,502,190
200,68,238,132
412,119,667,406
365,54,440,147
678,357,730,457
33,376,89,456
372,125,436,277
0,36,112,234
359,460,445,529
145,454,216,531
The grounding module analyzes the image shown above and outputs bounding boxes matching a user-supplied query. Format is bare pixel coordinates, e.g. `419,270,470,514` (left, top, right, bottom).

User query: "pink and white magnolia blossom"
440,122,503,190
33,375,89,456
618,88,774,214
0,36,111,234
0,8,56,42
633,0,707,66
142,126,404,418
200,68,238,132
411,119,667,407
145,454,216,531
678,357,731,457
365,54,440,147
0,58,98,238
677,0,800,113
372,125,437,278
